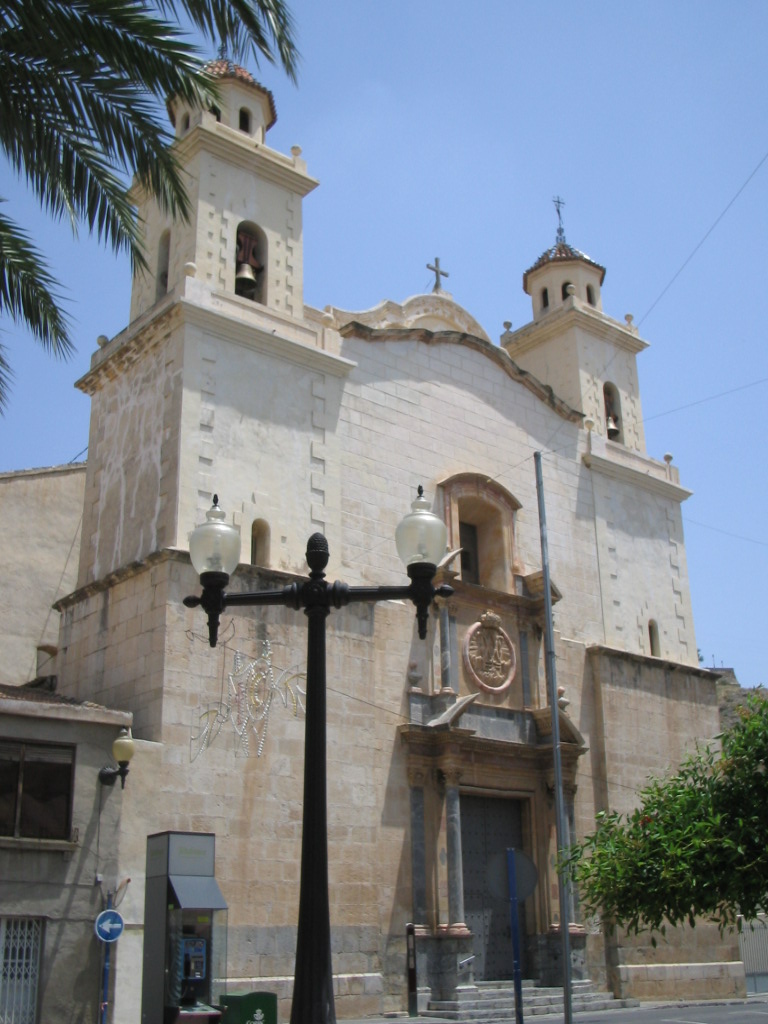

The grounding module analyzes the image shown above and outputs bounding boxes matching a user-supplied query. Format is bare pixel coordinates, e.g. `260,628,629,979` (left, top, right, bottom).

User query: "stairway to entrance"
424,979,639,1019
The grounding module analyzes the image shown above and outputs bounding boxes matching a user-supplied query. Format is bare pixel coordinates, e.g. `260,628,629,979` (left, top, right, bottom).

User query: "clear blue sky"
1,1,766,686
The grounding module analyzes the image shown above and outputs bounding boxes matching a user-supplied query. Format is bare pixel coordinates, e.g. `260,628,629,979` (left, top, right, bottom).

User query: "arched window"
603,382,623,442
239,107,251,133
540,287,549,311
251,519,270,566
181,113,190,134
561,280,573,300
648,619,660,657
586,284,596,306
235,221,267,303
156,229,171,302
442,474,520,592
210,105,221,122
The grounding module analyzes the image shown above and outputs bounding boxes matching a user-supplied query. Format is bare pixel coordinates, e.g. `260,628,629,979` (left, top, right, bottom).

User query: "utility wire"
638,146,768,327
644,375,768,423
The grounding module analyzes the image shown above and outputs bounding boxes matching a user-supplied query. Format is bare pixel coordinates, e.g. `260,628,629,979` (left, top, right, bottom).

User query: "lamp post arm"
185,575,453,647
344,580,453,639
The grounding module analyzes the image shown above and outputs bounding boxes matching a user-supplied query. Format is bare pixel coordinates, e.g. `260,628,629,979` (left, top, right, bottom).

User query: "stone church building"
0,63,745,1023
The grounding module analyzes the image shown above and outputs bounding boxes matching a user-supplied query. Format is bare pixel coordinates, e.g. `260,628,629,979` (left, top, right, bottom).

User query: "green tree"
0,0,298,409
564,691,768,936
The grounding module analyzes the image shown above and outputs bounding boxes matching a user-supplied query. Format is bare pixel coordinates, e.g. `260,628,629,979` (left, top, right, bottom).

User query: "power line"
638,146,768,327
644,375,768,423
682,515,768,549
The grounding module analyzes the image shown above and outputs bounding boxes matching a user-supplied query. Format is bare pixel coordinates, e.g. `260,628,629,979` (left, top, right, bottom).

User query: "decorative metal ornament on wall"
463,610,517,693
190,640,305,761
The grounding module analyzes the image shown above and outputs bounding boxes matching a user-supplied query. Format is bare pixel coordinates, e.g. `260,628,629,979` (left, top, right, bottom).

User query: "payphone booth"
141,832,228,1024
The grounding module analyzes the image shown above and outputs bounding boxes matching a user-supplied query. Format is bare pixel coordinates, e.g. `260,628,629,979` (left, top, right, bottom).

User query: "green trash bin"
219,991,277,1024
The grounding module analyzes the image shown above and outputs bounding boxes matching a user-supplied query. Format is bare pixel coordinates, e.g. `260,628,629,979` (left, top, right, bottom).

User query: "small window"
459,522,479,585
181,113,190,134
519,630,531,706
649,620,660,657
239,107,251,133
235,222,266,303
1,917,42,1023
541,287,549,310
251,519,270,566
586,284,596,306
561,280,573,300
0,741,74,840
156,229,171,302
444,475,519,592
603,382,623,442
210,105,221,122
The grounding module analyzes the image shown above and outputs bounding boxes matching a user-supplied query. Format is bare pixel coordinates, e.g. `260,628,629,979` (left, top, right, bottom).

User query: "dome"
523,238,605,293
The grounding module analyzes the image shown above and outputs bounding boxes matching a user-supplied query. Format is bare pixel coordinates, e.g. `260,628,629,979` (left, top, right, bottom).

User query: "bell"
236,262,257,283
234,262,259,299
607,415,620,440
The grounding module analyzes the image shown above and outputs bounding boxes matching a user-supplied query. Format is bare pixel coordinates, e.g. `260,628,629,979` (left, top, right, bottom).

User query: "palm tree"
0,0,298,410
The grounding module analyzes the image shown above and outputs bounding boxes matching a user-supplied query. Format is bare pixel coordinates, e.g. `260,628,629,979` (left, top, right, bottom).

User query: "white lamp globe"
189,496,242,576
395,486,447,568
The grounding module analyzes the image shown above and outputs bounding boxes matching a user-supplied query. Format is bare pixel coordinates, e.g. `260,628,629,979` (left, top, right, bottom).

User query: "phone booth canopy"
141,832,228,1024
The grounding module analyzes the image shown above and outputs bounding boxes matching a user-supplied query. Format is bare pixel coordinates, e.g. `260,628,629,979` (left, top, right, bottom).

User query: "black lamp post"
184,487,452,1024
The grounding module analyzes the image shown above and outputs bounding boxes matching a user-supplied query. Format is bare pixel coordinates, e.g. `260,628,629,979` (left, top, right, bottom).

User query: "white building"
0,61,744,1023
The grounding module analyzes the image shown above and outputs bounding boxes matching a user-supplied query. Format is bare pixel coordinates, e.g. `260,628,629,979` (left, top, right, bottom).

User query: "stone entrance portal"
461,795,526,981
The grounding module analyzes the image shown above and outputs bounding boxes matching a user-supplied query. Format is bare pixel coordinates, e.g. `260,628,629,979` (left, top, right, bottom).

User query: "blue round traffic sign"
95,909,124,943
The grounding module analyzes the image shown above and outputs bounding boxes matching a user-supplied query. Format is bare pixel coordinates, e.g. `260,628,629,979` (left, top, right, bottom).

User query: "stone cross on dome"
553,195,566,243
427,257,449,293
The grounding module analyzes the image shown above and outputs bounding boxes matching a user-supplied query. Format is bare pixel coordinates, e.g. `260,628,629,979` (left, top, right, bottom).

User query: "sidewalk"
340,991,768,1024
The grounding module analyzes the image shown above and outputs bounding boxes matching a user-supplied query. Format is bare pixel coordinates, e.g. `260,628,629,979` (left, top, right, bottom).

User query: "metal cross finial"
427,257,449,293
553,196,566,243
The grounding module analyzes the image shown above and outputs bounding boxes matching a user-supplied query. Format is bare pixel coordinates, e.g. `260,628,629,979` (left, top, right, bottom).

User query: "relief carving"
463,610,516,693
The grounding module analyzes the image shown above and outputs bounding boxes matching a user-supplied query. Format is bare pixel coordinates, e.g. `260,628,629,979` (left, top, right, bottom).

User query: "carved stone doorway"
461,795,526,981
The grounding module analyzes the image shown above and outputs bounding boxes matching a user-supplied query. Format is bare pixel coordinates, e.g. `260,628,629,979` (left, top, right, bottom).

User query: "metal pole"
100,894,112,1024
187,527,452,1024
290,543,336,1024
406,923,418,1017
534,452,573,1024
506,849,524,1024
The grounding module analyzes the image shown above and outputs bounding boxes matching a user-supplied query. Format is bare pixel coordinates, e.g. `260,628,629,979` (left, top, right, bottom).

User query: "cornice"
582,450,692,502
180,300,356,376
586,643,720,680
341,322,582,424
76,295,355,395
76,302,177,395
0,694,132,727
505,302,648,358
175,122,319,196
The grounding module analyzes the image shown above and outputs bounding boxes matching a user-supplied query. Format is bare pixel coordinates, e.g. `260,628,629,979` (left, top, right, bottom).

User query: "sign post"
96,905,124,1024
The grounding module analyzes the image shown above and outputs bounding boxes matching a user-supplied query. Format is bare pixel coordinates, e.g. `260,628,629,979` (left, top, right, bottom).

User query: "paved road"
345,997,768,1024
491,996,768,1024
565,998,768,1024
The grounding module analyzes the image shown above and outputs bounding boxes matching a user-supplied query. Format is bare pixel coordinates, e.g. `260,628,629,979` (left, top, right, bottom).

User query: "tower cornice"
504,300,648,359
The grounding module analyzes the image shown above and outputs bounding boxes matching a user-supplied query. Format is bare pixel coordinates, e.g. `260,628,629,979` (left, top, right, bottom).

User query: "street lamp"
185,487,451,1024
98,727,136,789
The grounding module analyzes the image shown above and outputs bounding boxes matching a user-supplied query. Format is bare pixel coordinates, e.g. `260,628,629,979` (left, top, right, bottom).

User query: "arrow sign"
95,909,124,943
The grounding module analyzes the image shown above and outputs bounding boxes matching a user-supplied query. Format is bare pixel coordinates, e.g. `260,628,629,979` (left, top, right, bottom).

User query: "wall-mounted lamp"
98,728,136,789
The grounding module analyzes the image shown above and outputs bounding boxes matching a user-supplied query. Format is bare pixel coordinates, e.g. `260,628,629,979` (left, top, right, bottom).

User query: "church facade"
0,63,745,1022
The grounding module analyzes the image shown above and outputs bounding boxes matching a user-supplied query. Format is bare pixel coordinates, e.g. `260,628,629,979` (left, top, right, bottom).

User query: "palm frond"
0,208,73,409
0,0,300,411
156,0,299,80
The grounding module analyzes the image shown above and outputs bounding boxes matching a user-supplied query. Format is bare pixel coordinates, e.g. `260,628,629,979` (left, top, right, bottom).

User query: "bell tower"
74,61,324,589
129,59,317,323
502,211,648,452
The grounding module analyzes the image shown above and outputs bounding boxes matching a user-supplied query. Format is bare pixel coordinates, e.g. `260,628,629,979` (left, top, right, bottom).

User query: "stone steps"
424,980,638,1019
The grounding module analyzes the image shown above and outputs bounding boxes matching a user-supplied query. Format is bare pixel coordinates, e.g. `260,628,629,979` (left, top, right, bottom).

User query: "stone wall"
0,464,85,686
